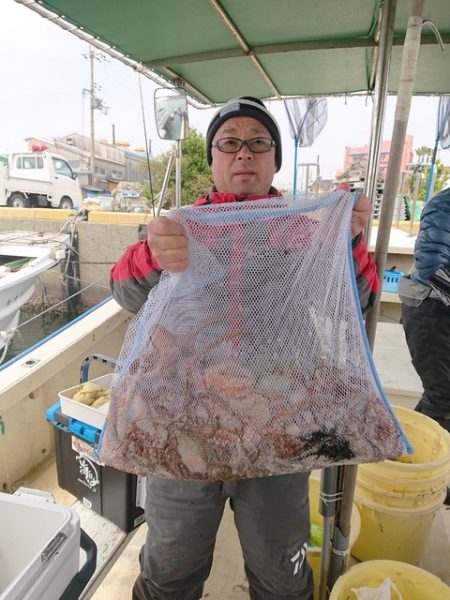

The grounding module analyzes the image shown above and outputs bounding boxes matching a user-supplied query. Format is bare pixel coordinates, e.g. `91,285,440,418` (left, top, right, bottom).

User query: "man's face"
210,116,277,196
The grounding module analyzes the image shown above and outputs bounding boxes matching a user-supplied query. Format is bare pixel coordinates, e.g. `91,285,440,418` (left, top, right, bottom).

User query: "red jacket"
110,191,379,314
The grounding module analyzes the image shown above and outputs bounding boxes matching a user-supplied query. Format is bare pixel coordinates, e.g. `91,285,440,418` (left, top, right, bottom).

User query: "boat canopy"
18,0,450,105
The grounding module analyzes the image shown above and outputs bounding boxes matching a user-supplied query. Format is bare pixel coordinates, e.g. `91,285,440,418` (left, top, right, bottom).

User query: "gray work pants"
132,473,313,600
402,299,450,432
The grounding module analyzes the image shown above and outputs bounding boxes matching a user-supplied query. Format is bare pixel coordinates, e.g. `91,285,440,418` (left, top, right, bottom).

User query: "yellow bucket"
308,475,361,600
352,405,450,564
352,489,445,564
355,475,444,509
357,406,450,496
329,560,450,600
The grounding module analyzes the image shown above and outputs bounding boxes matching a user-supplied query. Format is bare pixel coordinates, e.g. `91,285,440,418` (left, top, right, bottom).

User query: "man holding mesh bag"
108,97,383,600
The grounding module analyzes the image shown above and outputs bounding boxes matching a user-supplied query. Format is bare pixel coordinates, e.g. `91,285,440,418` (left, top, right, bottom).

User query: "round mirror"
154,87,189,141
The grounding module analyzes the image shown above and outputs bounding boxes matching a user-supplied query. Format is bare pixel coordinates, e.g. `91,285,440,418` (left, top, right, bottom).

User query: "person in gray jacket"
399,186,450,503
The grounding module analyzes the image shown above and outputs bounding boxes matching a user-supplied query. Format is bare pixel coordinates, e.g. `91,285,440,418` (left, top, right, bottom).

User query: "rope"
14,278,105,331
63,274,110,290
42,267,110,291
319,491,343,506
330,547,349,557
57,212,114,281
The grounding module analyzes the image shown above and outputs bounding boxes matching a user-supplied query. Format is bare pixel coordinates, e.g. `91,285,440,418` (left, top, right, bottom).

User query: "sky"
1,0,449,191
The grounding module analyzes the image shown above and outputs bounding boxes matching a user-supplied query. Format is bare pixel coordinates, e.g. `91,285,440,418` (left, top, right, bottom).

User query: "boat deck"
0,229,70,256
23,321,450,598
28,466,450,599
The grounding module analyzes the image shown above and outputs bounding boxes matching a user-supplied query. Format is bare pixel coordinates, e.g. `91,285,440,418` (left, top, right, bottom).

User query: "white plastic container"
59,373,112,430
96,195,114,211
0,489,80,600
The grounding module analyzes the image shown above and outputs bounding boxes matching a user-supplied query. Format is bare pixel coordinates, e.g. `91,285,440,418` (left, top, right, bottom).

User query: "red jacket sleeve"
352,232,379,313
110,240,161,313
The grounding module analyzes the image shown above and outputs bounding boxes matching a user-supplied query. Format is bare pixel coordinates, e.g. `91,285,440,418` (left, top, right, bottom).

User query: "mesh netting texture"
99,192,407,479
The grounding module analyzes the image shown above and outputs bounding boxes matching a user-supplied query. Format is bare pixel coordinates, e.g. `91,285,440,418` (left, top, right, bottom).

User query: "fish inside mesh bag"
99,191,411,479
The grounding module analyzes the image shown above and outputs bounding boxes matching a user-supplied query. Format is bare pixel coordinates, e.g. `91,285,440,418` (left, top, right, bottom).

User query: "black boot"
445,487,450,506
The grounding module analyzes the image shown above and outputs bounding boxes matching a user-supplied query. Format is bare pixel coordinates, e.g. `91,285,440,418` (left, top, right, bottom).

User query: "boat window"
52,157,74,178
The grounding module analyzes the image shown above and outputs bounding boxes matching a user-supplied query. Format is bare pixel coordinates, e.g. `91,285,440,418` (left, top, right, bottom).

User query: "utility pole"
89,45,96,188
112,124,116,145
83,45,109,189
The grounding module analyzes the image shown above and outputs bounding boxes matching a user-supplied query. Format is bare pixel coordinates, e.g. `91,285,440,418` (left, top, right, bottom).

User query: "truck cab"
0,146,83,209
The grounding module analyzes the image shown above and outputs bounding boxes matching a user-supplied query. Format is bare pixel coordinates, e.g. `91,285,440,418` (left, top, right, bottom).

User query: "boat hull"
0,231,69,355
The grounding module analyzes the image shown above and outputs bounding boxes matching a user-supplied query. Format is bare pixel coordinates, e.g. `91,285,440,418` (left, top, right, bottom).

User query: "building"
342,135,414,178
308,177,335,194
26,133,148,193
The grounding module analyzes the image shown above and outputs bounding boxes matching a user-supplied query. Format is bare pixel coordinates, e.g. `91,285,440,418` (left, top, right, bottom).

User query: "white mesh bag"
99,191,410,479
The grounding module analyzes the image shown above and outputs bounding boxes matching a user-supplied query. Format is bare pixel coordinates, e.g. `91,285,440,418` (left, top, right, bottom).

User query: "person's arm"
351,232,379,313
110,205,378,315
348,190,379,313
110,217,188,314
110,240,161,313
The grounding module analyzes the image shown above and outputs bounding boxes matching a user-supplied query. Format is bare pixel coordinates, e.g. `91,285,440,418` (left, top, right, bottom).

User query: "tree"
407,146,450,200
141,129,212,209
415,145,433,165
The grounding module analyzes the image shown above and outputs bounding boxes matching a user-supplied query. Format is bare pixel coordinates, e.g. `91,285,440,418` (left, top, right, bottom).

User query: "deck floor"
29,461,450,599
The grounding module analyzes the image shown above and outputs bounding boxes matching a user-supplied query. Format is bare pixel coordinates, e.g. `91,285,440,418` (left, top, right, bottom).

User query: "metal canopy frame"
143,33,448,70
16,0,450,105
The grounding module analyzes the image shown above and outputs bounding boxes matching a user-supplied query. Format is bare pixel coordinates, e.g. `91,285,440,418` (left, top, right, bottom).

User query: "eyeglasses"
212,137,276,153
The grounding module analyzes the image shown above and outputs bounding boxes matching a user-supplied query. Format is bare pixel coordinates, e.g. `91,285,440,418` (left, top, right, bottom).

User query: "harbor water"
4,304,88,363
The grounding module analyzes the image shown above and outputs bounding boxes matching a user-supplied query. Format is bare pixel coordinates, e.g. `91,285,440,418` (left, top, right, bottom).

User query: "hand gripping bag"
99,192,410,479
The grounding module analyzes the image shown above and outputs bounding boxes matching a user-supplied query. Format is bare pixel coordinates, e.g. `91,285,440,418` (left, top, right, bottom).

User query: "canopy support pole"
325,2,426,597
365,0,426,349
175,140,182,208
364,0,397,245
293,140,299,197
324,2,397,592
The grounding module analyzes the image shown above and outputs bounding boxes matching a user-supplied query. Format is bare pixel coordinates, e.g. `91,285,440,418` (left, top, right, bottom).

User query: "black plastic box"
49,404,145,533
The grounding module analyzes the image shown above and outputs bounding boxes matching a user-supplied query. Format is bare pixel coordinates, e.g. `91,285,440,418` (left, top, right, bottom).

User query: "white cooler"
0,488,96,600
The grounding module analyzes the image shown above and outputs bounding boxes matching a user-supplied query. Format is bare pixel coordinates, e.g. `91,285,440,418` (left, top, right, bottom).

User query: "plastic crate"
58,373,112,430
46,402,145,533
382,269,404,293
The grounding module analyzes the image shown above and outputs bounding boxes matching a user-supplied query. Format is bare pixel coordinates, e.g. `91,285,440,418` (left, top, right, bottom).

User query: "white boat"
0,230,69,359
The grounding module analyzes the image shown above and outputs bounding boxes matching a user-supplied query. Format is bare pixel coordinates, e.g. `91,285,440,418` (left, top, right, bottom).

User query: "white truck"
0,148,83,209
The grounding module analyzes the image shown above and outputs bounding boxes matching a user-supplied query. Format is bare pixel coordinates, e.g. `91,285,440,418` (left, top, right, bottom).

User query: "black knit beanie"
206,96,282,172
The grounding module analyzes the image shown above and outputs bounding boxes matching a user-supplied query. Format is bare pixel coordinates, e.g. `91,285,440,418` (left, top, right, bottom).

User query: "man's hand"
336,182,371,238
147,216,188,272
351,193,371,238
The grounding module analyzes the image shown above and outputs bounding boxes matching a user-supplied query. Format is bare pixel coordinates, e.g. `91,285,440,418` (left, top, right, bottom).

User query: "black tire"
59,196,73,210
8,193,30,208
